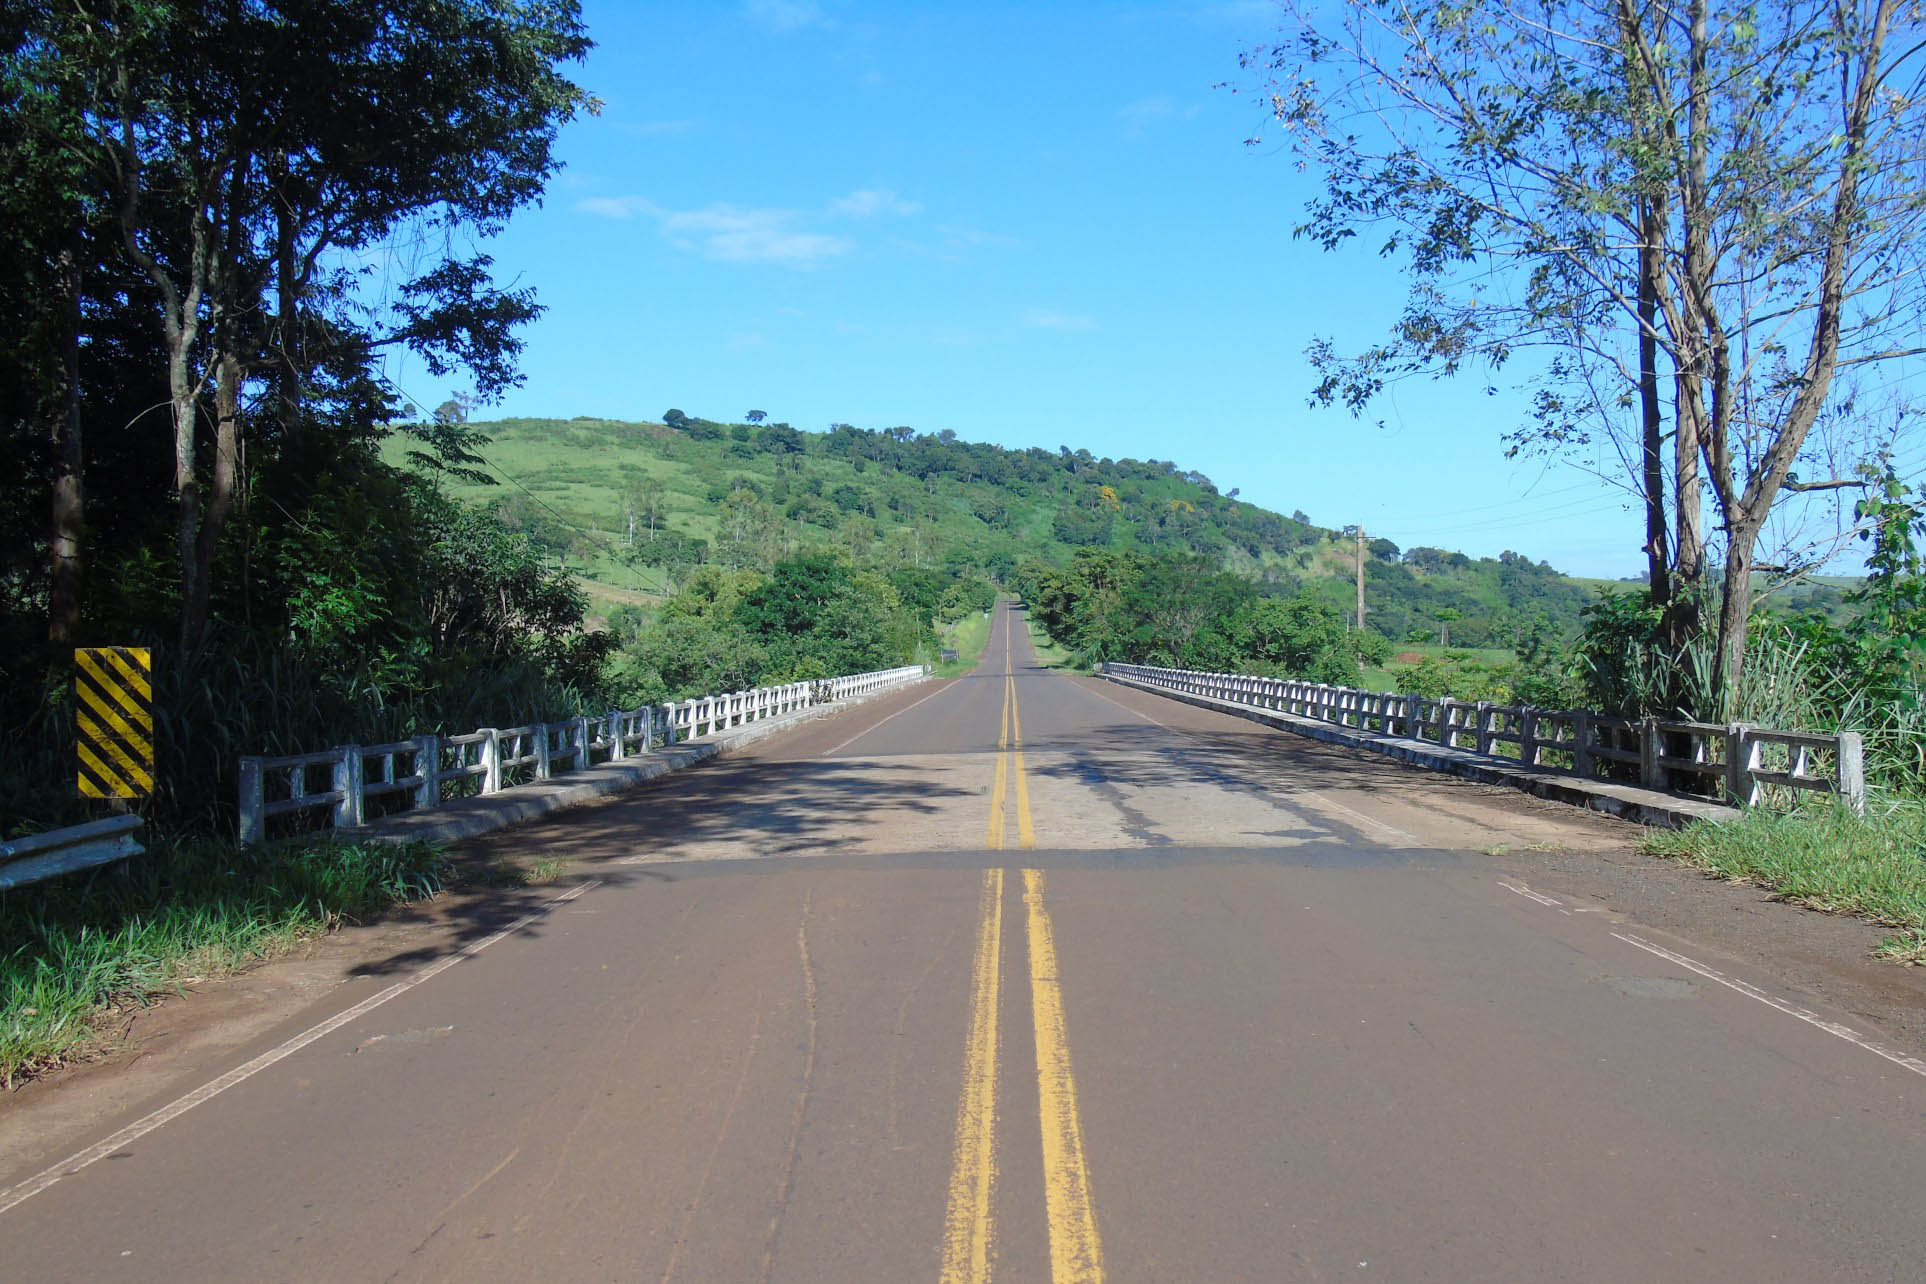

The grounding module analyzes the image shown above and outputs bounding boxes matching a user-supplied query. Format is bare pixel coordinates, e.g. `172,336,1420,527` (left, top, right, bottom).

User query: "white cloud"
578,188,915,267
830,186,921,218
661,204,854,266
744,0,824,32
1021,309,1097,332
574,195,660,220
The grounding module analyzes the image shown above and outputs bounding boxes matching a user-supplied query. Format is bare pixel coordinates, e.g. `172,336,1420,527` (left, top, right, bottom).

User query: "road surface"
2,601,1922,1281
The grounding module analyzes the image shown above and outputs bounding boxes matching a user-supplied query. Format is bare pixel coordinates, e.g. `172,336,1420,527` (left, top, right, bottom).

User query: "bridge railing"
1103,663,1865,814
239,664,930,843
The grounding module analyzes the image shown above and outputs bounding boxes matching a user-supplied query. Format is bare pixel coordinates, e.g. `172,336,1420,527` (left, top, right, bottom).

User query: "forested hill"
423,412,1620,648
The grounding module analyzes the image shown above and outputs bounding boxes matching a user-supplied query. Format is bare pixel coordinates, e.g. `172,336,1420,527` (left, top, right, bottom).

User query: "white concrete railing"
238,664,929,843
1104,663,1867,814
1,814,145,891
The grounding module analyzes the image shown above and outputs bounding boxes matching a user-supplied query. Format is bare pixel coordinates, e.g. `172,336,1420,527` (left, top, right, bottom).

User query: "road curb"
1099,672,1737,829
345,678,934,847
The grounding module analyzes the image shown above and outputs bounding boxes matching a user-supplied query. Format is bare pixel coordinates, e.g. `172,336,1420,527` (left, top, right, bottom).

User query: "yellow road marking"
940,868,1006,1284
988,751,1009,850
997,631,1034,849
1012,750,1034,850
1023,869,1104,1283
999,672,1011,751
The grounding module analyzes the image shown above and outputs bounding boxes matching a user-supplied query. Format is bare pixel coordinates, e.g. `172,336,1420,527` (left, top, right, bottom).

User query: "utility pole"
1355,525,1367,636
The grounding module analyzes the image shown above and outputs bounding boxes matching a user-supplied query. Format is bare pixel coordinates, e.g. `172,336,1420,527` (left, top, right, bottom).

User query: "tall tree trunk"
49,246,85,647
1701,0,1896,715
1660,0,1713,708
274,158,300,442
1665,377,1705,673
171,345,201,649
1637,197,1670,610
1714,532,1755,721
181,348,242,652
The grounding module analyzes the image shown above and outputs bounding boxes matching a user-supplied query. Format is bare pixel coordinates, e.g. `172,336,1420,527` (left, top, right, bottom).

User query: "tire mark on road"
756,887,820,1281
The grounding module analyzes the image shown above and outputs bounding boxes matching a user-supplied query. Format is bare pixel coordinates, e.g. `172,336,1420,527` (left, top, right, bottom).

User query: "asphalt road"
2,601,1923,1281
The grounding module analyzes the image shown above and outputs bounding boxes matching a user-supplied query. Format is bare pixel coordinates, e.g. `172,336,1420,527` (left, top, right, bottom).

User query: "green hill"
400,413,1851,646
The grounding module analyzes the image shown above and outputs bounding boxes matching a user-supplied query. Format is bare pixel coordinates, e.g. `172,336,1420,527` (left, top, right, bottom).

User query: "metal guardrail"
0,814,145,891
238,664,930,843
1104,663,1867,814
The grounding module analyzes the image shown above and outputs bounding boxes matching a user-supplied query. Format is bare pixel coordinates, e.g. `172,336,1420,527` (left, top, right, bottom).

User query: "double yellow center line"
942,611,1104,1284
987,622,1035,851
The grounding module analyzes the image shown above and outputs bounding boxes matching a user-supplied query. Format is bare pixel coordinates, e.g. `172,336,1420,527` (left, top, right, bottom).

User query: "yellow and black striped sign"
75,647,154,799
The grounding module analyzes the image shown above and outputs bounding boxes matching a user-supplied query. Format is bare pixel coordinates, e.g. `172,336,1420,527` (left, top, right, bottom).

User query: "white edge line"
1611,932,1926,1078
1498,880,1564,908
821,675,957,757
0,878,603,1218
1081,677,1423,845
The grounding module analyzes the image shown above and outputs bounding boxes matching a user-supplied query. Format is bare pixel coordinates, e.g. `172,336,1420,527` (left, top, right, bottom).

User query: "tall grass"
1644,800,1926,963
1579,592,1924,795
0,834,447,1086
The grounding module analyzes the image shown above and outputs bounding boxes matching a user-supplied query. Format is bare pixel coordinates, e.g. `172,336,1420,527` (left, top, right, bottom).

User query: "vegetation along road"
2,602,1921,1282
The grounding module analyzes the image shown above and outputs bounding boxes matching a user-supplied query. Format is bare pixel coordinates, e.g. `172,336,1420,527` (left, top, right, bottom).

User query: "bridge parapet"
1102,663,1864,815
238,665,929,843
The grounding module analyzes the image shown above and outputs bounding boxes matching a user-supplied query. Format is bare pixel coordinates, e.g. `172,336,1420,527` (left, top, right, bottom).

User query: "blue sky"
389,0,1769,580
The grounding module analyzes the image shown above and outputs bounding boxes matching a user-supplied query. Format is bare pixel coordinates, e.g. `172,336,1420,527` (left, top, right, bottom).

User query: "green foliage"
0,835,448,1085
1643,802,1926,960
415,416,1633,658
1194,596,1358,684
1,450,608,835
1026,548,1391,681
607,554,934,704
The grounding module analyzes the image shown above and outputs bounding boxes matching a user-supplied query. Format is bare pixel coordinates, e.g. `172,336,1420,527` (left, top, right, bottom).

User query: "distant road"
3,600,1922,1281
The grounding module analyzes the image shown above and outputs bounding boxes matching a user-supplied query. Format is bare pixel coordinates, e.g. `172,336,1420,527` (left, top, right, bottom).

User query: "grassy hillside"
397,414,1853,645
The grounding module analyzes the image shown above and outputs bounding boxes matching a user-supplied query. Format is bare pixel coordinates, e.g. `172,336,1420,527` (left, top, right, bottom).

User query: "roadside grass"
0,835,448,1087
1641,801,1926,963
933,610,993,678
524,855,569,884
1021,614,1081,671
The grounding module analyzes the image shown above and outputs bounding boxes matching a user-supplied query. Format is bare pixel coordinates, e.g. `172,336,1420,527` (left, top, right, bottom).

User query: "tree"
745,409,766,424
28,0,593,654
1250,0,1926,715
759,421,803,454
1435,607,1463,649
716,490,781,571
621,476,667,543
